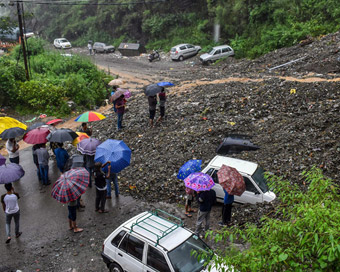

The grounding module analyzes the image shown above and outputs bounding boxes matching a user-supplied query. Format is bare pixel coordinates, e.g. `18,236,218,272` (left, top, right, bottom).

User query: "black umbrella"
26,122,46,132
47,128,78,143
0,127,26,139
144,84,164,96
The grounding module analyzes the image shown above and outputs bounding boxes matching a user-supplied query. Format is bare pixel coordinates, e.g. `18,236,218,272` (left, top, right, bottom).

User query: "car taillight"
102,243,104,251
176,51,178,54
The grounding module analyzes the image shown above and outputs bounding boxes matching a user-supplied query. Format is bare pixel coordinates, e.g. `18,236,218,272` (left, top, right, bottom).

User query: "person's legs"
195,210,207,236
112,174,119,197
99,190,107,211
95,189,101,211
35,164,42,181
157,106,165,123
5,213,13,238
45,165,49,184
106,179,112,198
225,203,232,223
13,210,20,237
85,167,93,187
149,109,155,127
204,211,211,232
39,165,45,185
117,113,123,129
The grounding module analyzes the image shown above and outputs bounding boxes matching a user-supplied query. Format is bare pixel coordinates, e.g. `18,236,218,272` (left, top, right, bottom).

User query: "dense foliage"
0,38,111,116
203,167,340,271
22,0,340,58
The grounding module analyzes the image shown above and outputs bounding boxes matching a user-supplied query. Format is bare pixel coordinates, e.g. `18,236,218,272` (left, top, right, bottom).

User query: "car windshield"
251,167,269,193
60,39,68,43
208,48,215,55
170,47,176,52
168,235,213,272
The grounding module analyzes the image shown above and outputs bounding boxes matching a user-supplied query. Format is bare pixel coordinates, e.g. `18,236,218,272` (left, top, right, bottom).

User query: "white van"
199,45,234,64
202,155,276,204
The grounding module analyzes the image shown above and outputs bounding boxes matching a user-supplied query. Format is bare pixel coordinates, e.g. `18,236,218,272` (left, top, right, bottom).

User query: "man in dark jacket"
195,189,216,237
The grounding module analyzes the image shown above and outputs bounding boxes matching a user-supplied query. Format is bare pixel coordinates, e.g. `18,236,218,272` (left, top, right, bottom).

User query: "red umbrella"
217,164,245,196
46,119,63,125
23,127,50,144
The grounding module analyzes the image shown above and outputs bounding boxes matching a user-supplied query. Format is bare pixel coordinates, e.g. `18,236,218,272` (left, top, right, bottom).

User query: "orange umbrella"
72,132,90,146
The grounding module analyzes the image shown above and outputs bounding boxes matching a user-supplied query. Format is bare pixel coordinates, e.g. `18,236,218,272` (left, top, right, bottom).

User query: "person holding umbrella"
79,123,92,137
148,95,157,128
94,161,111,213
6,138,20,164
34,144,50,185
156,87,166,124
1,183,22,244
54,143,70,174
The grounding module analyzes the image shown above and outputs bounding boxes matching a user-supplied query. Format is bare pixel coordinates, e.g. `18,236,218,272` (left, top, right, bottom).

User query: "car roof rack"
130,209,183,246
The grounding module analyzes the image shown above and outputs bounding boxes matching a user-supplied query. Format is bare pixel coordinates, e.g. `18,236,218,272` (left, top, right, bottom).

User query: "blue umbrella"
95,139,131,173
157,82,174,87
177,159,202,180
0,163,25,184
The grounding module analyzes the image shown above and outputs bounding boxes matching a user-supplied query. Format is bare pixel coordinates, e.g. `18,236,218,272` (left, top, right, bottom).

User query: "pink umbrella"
23,127,50,144
217,164,245,196
117,88,131,99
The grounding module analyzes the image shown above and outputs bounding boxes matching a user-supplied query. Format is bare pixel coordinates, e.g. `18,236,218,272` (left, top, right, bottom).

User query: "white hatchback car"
202,156,276,204
199,45,234,64
102,210,228,272
54,38,72,49
170,43,201,61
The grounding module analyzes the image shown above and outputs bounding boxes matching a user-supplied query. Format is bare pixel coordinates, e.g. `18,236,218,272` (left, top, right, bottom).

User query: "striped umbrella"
77,138,101,156
74,111,106,123
51,167,89,203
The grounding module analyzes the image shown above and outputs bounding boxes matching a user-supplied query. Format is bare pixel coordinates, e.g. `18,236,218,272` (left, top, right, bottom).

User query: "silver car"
170,43,201,61
93,42,115,53
200,45,234,64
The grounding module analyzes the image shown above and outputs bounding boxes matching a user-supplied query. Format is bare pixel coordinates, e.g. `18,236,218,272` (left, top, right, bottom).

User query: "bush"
204,167,340,271
11,37,46,60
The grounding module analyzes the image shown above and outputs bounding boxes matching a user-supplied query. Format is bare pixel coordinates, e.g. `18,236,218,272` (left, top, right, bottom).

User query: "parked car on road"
102,209,229,272
199,45,234,64
170,43,201,61
54,38,72,49
93,42,115,53
202,155,276,204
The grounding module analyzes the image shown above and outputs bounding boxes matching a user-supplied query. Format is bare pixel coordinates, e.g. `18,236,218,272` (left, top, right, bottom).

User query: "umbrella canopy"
46,119,63,125
74,111,106,123
72,132,90,146
23,127,50,144
26,122,46,132
0,127,26,140
157,82,174,87
77,138,101,156
0,163,25,184
184,172,215,192
0,154,6,166
95,139,131,173
217,164,245,196
117,88,131,99
0,117,27,135
144,84,164,96
51,167,89,203
177,159,202,180
47,128,78,143
110,89,125,102
108,79,125,86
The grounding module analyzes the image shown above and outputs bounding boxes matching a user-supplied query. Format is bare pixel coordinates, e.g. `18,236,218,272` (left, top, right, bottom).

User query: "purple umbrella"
0,163,25,184
77,138,101,156
184,172,215,192
0,154,6,166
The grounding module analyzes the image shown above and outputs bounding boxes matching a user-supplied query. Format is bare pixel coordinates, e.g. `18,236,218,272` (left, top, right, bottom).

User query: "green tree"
203,167,340,271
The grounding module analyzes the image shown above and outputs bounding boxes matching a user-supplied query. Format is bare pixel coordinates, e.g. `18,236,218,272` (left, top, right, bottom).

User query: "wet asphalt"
0,146,139,271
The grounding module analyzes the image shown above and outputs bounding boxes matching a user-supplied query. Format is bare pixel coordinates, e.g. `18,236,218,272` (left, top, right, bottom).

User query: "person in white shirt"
6,138,19,164
1,183,22,244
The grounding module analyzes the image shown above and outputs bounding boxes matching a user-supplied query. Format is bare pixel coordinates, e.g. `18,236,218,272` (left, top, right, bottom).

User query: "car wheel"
109,263,123,272
179,55,184,61
104,50,107,53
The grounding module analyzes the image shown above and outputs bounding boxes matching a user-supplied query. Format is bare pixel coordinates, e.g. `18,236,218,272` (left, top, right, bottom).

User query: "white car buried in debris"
53,38,72,49
102,210,231,272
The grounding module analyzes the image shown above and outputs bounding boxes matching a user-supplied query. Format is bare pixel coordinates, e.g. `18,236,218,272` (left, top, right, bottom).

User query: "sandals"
98,210,109,213
16,232,22,238
5,237,11,244
74,228,83,233
189,209,197,213
184,213,192,217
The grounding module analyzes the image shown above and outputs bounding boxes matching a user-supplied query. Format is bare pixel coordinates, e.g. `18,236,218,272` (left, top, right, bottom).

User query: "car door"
221,46,232,58
186,44,196,57
144,244,173,272
212,49,222,61
116,233,146,271
105,230,126,263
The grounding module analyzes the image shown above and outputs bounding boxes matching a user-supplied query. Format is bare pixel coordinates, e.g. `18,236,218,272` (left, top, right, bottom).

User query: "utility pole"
16,1,30,80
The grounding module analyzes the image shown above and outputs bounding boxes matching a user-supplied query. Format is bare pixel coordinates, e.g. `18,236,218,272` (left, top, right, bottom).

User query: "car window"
111,230,126,247
170,48,176,52
214,49,221,55
147,246,171,272
119,234,144,261
222,47,230,53
179,46,187,50
244,177,259,193
251,167,269,193
187,44,194,49
208,48,215,55
60,39,68,43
